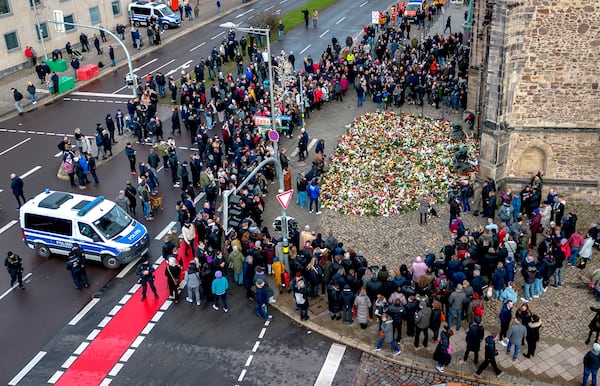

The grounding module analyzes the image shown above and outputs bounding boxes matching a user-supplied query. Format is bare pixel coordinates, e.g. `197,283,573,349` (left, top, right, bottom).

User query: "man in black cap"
136,256,159,301
5,251,25,289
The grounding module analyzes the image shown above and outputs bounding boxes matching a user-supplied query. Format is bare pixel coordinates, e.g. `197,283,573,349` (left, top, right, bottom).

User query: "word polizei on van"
19,190,150,269
129,1,182,29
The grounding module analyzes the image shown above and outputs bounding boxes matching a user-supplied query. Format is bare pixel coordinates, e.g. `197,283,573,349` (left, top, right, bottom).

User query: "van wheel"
36,243,51,259
133,21,140,27
102,254,120,269
163,24,169,30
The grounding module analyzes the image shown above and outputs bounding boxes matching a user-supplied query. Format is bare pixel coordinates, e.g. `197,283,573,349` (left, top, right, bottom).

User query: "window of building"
64,14,75,31
35,22,49,41
111,1,121,16
4,31,19,51
29,0,42,7
0,0,10,15
89,6,100,24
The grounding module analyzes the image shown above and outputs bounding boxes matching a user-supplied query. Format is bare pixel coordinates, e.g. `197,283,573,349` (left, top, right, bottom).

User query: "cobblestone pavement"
268,82,600,386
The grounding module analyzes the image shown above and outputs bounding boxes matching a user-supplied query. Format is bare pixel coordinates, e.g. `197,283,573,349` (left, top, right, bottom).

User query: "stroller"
71,49,84,61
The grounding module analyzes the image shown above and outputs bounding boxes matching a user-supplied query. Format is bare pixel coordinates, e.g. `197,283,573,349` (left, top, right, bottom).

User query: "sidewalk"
0,0,257,122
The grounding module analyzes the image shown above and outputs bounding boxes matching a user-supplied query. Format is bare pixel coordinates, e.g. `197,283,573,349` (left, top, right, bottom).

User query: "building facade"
0,0,131,78
469,0,600,203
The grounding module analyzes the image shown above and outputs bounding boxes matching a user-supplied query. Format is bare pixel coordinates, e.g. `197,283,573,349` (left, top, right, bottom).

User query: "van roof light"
77,196,105,217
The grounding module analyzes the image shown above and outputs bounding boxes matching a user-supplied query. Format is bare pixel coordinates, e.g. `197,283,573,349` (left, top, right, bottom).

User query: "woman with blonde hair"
354,287,372,329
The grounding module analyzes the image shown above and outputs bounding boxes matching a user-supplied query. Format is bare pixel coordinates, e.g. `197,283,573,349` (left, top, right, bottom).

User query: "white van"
128,1,181,29
20,190,150,269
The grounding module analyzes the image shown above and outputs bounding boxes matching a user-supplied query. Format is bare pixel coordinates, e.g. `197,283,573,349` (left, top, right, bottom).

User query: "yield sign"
276,189,294,210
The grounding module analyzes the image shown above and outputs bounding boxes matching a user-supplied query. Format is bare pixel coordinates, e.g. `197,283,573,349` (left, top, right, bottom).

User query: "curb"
0,0,258,124
270,299,531,386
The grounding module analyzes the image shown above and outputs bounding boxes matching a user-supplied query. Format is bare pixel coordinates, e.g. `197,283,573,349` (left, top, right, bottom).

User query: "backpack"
473,299,484,318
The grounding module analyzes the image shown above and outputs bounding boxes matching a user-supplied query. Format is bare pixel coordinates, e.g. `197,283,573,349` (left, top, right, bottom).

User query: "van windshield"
93,205,132,239
158,5,175,17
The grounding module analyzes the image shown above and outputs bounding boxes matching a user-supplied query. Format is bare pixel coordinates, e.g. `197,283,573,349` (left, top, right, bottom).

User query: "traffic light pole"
46,20,138,99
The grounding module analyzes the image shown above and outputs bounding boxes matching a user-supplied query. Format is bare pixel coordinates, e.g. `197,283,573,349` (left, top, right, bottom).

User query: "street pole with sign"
219,22,289,260
48,15,138,99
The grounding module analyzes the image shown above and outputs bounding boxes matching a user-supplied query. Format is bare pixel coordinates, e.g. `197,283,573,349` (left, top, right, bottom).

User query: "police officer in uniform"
136,256,159,301
5,251,25,289
66,244,89,289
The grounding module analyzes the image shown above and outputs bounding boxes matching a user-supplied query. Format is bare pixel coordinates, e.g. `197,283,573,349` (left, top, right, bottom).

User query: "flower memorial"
320,111,479,216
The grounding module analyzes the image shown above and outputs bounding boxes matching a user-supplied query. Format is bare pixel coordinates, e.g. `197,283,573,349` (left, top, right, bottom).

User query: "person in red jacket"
568,230,584,267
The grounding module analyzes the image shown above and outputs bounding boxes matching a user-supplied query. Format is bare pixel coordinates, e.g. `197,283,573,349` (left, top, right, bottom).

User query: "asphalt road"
0,0,396,383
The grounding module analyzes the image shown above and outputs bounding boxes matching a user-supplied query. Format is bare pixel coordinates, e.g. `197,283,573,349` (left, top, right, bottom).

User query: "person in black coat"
387,298,405,342
475,335,502,377
463,316,485,364
523,314,542,358
365,275,383,319
340,285,355,324
327,282,342,320
404,296,419,338
171,107,181,134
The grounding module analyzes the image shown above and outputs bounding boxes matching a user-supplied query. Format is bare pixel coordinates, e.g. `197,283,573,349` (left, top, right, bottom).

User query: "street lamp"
219,22,289,259
47,17,138,98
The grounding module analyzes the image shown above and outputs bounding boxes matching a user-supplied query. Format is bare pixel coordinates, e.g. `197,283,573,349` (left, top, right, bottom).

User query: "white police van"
128,1,181,29
20,190,149,269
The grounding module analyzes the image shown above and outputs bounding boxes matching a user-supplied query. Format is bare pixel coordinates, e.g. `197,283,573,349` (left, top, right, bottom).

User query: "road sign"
268,130,280,142
276,189,294,210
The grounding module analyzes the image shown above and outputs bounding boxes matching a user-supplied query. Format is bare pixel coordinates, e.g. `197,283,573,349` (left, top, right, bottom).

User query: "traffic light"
273,216,298,239
226,192,244,235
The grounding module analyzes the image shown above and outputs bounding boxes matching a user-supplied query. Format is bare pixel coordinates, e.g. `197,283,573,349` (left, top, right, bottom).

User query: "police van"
19,190,150,269
128,1,181,29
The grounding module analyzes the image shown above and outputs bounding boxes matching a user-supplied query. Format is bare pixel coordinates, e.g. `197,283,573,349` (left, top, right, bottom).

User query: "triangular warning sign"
276,189,294,210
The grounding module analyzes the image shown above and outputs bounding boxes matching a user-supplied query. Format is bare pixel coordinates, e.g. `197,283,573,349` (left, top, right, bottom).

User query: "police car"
19,190,149,269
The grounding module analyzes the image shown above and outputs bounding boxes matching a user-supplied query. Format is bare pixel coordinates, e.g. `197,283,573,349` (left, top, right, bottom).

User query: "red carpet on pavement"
56,244,193,385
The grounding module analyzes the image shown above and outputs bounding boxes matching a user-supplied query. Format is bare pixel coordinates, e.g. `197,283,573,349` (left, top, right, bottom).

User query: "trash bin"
45,59,68,73
58,76,75,93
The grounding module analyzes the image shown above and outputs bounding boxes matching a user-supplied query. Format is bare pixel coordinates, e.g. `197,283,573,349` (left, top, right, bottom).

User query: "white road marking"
360,1,368,7
235,8,254,18
258,327,266,339
118,294,132,304
149,58,176,73
131,336,145,348
108,305,122,316
70,92,132,98
68,298,101,325
86,329,101,341
21,165,42,179
300,44,311,54
157,166,164,172
314,343,346,386
0,273,32,301
319,29,330,38
7,351,46,385
98,316,112,328
237,369,247,382
141,322,156,335
113,85,128,94
336,17,346,25
17,130,26,133
73,342,89,355
279,0,287,3
155,221,177,240
244,355,253,367
128,283,141,294
54,151,63,157
247,15,254,20
108,363,123,377
116,256,141,279
99,378,112,386
165,59,194,76
189,42,206,52
0,138,31,156
61,355,77,369
265,5,274,11
160,300,172,310
120,348,136,362
252,341,260,352
194,192,205,205
291,138,318,157
133,58,158,72
47,370,64,384
151,311,165,323
0,220,18,235
211,31,225,40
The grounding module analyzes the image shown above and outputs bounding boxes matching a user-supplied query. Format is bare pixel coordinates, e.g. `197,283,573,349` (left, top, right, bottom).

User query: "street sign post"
268,129,280,142
276,189,294,210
